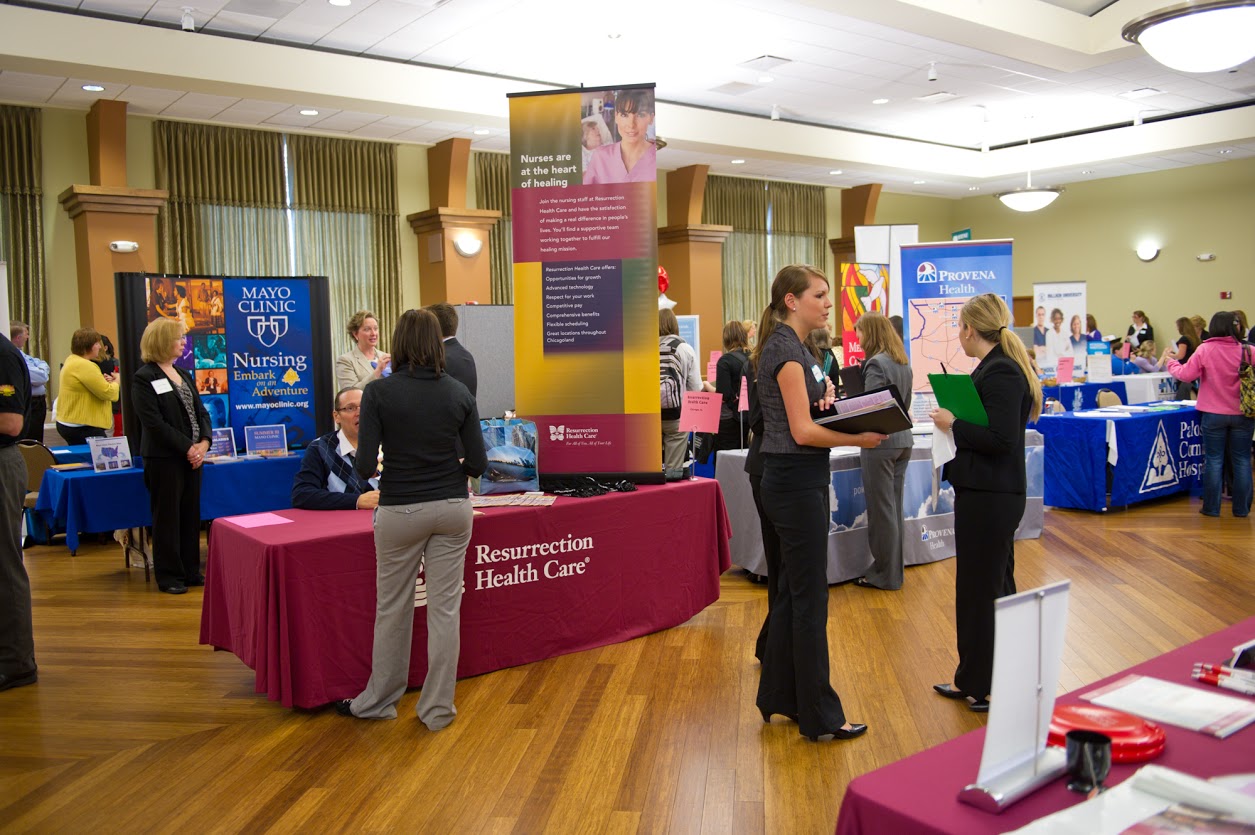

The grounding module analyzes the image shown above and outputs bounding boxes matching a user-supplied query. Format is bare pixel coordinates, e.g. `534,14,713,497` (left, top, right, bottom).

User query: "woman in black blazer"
929,294,1042,711
131,319,213,594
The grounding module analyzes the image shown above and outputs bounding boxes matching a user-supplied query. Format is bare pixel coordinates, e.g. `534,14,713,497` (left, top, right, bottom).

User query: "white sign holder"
959,580,1072,813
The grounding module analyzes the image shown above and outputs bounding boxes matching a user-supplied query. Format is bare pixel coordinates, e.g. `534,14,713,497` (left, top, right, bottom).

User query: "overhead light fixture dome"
1122,1,1255,73
995,188,1063,212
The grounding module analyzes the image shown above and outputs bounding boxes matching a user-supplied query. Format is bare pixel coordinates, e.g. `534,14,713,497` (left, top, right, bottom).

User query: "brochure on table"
87,436,134,472
244,424,289,457
206,427,237,460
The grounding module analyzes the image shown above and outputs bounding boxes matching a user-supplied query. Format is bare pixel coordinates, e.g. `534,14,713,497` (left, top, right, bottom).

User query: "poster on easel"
508,83,661,482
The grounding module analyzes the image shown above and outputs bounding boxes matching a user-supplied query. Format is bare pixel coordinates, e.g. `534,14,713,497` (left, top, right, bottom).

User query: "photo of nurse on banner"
581,87,657,185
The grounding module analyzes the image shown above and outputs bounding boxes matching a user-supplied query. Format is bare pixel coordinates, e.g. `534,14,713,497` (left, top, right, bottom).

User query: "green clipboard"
928,373,989,427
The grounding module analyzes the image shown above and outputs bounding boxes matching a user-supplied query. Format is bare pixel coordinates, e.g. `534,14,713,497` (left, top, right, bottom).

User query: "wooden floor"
1,492,1252,834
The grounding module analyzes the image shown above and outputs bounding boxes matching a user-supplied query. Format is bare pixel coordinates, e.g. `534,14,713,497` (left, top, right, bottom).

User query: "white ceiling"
1,0,1253,196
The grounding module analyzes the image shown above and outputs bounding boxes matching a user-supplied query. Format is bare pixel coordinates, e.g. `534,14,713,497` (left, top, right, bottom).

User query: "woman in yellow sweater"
56,327,119,445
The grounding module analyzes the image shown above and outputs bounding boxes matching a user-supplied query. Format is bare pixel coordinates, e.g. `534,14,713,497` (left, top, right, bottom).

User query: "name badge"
151,378,173,394
811,364,824,383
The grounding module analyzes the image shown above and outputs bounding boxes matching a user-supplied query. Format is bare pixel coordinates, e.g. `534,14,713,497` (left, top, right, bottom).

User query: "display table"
200,479,732,709
714,432,1044,583
1035,406,1201,511
835,617,1255,835
33,455,302,552
1040,380,1127,412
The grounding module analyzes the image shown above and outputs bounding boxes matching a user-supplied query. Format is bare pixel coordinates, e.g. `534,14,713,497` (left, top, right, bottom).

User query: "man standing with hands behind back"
291,387,381,511
0,326,36,692
9,322,48,442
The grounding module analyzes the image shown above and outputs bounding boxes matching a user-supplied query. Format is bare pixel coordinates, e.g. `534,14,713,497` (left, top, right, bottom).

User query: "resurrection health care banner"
116,274,333,451
898,241,1013,420
508,83,661,479
840,262,890,365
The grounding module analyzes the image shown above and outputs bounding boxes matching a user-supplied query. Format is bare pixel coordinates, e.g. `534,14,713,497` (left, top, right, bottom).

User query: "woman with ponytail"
753,265,886,743
929,293,1041,712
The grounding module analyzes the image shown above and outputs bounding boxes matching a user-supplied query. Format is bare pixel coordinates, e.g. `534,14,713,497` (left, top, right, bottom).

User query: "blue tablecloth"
1036,406,1201,511
33,455,302,552
1040,380,1127,411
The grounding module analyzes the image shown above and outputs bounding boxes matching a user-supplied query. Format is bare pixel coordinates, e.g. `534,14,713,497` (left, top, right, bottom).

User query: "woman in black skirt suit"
929,293,1042,711
753,264,886,742
131,318,212,595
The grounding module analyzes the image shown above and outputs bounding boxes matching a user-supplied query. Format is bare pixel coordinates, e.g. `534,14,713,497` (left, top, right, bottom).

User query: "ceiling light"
1082,169,1094,175
300,109,319,116
968,186,980,191
927,62,938,83
730,159,746,164
996,136,1063,212
1136,242,1160,262
872,98,889,105
180,7,195,32
329,0,351,5
1218,148,1233,154
607,33,621,39
758,75,774,84
473,128,490,135
770,104,781,121
913,180,926,185
82,84,105,92
829,170,843,175
1123,1,1255,73
452,232,482,258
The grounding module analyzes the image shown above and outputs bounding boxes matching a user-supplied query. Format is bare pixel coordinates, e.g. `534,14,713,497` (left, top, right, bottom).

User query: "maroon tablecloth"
836,617,1255,835
200,479,732,708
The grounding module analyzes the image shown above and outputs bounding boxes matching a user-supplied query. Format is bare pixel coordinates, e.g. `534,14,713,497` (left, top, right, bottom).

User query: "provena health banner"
508,83,661,480
899,240,1013,419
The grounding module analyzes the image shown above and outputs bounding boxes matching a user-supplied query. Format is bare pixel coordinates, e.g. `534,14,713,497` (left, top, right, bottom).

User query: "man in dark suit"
291,387,380,511
427,303,478,397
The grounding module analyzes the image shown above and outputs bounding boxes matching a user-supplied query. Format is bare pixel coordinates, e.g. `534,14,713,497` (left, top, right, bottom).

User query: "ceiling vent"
915,91,959,103
739,55,792,72
710,82,758,96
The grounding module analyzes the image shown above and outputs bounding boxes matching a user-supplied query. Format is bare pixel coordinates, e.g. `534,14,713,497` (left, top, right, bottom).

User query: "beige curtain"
766,181,828,275
703,176,770,324
154,121,287,275
0,105,47,360
473,152,513,304
287,134,401,350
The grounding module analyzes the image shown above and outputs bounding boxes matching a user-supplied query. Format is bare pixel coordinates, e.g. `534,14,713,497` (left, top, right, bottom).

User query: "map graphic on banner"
840,262,889,365
509,83,660,479
898,241,1013,416
144,276,318,450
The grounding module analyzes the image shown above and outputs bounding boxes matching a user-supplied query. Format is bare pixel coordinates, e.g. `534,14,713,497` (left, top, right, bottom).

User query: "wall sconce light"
452,233,482,257
109,240,139,253
1135,242,1160,262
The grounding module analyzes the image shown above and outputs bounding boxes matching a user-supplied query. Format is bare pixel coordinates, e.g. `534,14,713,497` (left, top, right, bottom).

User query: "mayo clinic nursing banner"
508,83,661,480
898,241,1013,419
116,273,333,451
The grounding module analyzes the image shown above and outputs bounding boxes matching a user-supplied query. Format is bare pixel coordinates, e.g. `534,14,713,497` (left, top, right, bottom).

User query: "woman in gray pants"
335,308,487,730
854,312,914,591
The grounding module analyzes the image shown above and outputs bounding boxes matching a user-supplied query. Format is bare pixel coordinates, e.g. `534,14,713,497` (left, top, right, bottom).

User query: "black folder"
816,384,913,435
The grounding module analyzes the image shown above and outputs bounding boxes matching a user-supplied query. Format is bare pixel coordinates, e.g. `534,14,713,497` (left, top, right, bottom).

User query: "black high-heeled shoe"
759,707,799,724
805,722,868,742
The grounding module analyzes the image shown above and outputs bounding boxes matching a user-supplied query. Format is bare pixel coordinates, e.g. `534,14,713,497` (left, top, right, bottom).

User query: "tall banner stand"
959,580,1071,813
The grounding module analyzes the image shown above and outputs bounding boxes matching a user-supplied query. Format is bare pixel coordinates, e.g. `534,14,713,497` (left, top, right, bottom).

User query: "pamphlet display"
207,427,237,460
244,424,288,457
87,436,133,472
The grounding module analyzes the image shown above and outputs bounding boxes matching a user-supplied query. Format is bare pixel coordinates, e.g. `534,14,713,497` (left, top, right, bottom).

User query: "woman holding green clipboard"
929,294,1042,712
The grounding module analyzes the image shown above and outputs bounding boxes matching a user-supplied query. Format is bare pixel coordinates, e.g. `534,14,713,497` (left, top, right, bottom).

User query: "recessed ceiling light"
607,33,621,39
872,98,890,105
968,186,980,191
913,180,926,185
473,128,490,136
300,109,319,116
829,170,843,175
1217,148,1233,154
730,159,746,165
82,84,105,92
758,75,774,84
329,0,350,6
1081,169,1094,174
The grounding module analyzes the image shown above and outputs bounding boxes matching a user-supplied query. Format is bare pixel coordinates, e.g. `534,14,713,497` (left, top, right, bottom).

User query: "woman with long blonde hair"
929,293,1041,712
752,265,886,742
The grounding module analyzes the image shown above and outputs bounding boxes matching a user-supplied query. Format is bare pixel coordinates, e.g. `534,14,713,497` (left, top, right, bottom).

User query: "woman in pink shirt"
583,89,657,185
1163,311,1253,517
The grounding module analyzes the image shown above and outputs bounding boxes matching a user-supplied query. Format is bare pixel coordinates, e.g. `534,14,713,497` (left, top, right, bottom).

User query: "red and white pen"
1192,670,1255,697
1193,663,1255,685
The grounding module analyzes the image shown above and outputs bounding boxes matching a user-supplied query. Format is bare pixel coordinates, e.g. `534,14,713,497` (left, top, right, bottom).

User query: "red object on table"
1047,704,1166,763
835,617,1255,835
200,480,731,709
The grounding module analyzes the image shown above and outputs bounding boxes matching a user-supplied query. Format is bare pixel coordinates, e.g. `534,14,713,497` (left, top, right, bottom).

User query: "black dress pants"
56,423,106,446
22,395,45,443
953,487,1024,699
750,473,782,663
142,456,203,586
756,456,846,737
